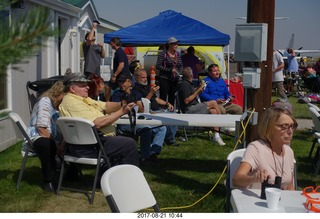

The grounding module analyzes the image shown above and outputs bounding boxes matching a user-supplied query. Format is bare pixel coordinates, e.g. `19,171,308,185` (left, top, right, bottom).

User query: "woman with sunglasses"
233,107,298,190
156,37,183,106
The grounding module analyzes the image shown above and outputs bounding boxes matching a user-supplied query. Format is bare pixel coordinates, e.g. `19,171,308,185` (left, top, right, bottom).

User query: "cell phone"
93,20,100,25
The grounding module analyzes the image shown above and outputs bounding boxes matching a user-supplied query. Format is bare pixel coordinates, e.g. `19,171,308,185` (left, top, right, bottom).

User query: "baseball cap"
63,73,91,86
116,74,132,83
167,37,179,44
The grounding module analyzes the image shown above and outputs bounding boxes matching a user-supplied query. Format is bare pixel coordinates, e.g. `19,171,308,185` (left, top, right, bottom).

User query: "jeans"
118,124,166,159
150,126,167,155
165,126,178,143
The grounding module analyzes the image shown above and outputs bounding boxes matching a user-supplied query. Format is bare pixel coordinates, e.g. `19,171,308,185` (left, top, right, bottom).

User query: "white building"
0,0,120,151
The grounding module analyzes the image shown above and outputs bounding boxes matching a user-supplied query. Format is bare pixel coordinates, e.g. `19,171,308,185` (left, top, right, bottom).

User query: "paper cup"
265,187,281,209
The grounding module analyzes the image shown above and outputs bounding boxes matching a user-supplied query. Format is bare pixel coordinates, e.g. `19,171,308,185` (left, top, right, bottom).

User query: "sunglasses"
305,198,320,213
302,186,320,199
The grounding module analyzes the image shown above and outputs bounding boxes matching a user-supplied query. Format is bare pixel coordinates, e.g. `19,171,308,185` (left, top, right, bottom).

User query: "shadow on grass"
142,157,227,194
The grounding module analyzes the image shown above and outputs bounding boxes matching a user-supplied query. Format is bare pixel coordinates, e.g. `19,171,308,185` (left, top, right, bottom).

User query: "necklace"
270,145,284,177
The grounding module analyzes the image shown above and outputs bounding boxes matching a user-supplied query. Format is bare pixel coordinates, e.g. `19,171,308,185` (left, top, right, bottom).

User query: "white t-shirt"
272,51,285,82
241,139,295,189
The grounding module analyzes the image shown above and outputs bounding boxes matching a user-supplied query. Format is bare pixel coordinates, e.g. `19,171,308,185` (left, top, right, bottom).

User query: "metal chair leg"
16,152,29,189
309,138,317,159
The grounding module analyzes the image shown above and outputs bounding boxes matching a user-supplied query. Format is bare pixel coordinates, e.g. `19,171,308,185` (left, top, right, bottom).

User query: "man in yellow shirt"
59,73,139,167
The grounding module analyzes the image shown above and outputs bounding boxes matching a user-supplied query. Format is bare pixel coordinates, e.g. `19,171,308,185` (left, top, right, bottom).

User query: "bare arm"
232,162,269,188
85,23,97,46
114,62,124,77
273,62,285,73
183,84,204,105
104,101,121,114
97,42,105,58
37,127,51,138
94,102,135,129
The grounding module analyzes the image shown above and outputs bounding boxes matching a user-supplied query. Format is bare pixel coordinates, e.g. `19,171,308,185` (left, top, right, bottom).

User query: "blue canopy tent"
103,10,230,46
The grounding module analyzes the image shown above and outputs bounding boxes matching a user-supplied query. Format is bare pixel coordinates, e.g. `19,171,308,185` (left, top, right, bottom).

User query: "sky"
92,0,320,52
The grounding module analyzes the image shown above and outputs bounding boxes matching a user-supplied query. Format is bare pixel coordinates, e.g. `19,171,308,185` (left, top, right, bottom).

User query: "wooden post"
246,0,275,141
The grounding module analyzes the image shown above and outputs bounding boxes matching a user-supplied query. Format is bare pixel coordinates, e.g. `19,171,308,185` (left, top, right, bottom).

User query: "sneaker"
213,136,226,146
164,140,180,147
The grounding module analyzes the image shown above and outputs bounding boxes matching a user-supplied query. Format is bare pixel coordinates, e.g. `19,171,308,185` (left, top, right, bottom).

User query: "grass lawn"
0,95,320,212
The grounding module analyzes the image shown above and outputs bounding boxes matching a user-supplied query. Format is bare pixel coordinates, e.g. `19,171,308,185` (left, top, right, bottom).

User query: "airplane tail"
286,34,294,49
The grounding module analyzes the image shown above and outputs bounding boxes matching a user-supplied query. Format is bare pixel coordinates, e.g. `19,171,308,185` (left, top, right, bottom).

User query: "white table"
231,189,308,213
115,113,242,128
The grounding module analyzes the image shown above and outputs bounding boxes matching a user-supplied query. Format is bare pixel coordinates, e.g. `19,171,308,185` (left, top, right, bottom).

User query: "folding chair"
303,77,320,94
141,98,151,113
175,91,213,141
308,107,320,175
9,112,38,189
225,148,246,212
308,103,320,112
174,91,188,141
100,164,160,212
26,81,38,115
56,117,111,205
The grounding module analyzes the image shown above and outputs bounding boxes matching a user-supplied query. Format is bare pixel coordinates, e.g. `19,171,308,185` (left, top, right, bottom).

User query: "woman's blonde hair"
258,107,297,144
41,80,65,109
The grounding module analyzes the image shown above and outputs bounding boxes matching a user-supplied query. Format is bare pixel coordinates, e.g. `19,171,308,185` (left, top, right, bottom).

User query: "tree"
0,0,57,70
0,0,57,114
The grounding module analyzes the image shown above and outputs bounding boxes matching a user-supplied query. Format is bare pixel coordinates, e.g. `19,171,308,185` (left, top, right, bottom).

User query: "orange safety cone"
150,66,156,88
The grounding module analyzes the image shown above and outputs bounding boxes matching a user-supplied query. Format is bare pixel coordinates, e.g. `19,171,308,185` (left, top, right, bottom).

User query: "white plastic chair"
308,107,320,175
308,103,320,112
9,112,39,189
100,164,160,212
226,148,246,212
56,117,111,205
141,98,151,113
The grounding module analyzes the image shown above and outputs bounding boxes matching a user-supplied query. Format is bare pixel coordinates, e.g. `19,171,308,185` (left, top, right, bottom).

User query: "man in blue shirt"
286,48,299,92
199,64,242,115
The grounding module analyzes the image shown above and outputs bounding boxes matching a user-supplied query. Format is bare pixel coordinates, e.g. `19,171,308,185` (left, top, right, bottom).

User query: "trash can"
27,75,65,97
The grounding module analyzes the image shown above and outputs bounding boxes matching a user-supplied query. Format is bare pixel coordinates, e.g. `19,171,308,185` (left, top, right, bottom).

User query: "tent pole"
227,45,230,86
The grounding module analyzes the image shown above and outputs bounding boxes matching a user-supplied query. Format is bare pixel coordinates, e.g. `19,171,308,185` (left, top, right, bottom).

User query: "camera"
223,96,235,106
121,93,136,104
260,176,282,199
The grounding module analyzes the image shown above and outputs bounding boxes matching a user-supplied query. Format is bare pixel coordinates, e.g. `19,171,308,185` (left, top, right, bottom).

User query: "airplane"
277,34,320,58
236,17,289,20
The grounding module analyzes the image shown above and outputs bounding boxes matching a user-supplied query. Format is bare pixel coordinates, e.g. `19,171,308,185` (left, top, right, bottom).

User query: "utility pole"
245,0,275,141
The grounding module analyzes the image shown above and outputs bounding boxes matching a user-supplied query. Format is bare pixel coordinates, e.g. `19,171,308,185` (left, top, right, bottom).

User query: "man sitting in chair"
199,64,243,115
177,66,226,146
112,74,167,164
59,73,139,167
132,68,180,146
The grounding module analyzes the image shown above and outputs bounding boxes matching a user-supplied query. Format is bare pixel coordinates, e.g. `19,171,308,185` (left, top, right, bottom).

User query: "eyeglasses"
305,198,320,212
302,186,320,199
170,42,178,45
276,123,297,131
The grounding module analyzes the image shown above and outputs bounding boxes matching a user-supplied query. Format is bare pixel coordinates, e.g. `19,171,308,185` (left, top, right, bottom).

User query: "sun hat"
63,73,91,85
167,37,179,44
